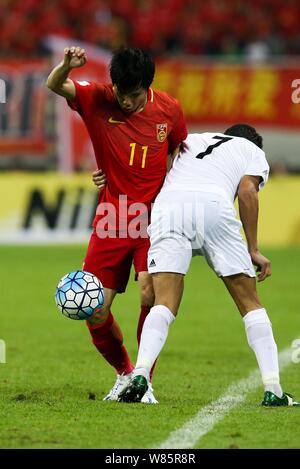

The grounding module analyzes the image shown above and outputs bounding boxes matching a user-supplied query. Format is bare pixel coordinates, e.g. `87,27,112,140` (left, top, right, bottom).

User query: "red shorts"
83,231,150,293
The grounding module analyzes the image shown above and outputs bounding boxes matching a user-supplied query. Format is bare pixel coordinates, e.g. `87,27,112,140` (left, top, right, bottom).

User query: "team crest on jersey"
156,123,167,142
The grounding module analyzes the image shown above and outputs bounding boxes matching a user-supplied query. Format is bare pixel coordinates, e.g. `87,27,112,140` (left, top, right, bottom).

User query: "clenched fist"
92,169,107,191
63,46,87,69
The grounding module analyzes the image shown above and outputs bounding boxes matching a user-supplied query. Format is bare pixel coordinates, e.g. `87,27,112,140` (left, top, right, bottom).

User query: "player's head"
224,124,263,149
110,48,155,113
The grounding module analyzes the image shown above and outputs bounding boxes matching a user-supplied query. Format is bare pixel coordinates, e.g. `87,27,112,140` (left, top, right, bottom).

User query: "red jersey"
68,80,187,228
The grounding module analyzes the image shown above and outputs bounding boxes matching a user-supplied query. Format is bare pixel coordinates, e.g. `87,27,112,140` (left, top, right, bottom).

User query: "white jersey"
162,132,270,202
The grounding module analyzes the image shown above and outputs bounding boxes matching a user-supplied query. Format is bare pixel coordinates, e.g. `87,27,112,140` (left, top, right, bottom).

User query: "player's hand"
63,47,87,69
92,169,107,191
250,250,272,282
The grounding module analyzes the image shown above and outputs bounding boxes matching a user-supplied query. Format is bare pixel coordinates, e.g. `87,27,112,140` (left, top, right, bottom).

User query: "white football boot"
103,373,132,401
141,382,159,404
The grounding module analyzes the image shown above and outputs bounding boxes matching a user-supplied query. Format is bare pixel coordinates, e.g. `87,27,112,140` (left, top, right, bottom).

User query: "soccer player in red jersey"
47,46,187,403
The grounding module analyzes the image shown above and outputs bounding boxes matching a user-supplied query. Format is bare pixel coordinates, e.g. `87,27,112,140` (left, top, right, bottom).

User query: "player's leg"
133,210,188,375
84,232,135,399
87,286,117,325
133,238,155,372
134,236,158,403
221,273,299,406
86,287,133,376
119,272,184,403
221,274,261,315
136,271,156,371
135,271,184,378
138,271,184,403
136,271,184,376
136,271,154,351
202,194,299,406
222,273,280,398
119,192,193,402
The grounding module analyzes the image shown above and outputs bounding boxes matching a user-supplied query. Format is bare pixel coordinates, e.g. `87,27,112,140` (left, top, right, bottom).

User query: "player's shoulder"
185,132,220,144
208,132,265,155
73,81,112,106
182,132,212,153
73,80,110,95
227,134,266,157
187,131,225,138
152,88,181,109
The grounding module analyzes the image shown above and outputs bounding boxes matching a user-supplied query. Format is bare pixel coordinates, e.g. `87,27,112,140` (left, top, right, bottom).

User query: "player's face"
113,86,148,113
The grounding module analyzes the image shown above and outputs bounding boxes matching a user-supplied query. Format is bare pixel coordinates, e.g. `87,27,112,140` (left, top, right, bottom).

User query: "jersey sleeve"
245,145,270,191
67,80,100,116
167,101,188,153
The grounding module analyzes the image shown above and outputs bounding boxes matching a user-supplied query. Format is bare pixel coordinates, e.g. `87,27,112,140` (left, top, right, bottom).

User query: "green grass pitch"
0,245,299,449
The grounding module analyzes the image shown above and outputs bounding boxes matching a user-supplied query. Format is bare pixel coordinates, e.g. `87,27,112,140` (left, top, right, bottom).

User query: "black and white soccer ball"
55,270,105,320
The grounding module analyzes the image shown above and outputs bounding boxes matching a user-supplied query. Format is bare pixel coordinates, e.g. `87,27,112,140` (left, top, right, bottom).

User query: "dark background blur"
1,0,300,59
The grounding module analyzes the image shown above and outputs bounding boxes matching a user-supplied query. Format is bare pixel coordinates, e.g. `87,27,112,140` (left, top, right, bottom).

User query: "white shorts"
148,190,256,278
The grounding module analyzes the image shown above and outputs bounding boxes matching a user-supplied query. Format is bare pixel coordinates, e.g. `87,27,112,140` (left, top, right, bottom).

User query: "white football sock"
134,305,175,381
243,308,283,397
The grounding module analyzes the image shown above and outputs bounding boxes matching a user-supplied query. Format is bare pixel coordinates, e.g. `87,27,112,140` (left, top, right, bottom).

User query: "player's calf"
138,271,155,307
152,272,184,316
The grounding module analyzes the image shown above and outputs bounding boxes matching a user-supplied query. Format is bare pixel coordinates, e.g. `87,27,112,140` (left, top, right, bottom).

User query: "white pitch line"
155,345,294,449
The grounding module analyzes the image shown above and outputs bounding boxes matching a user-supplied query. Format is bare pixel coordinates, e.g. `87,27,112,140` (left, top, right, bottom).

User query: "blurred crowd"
1,0,300,59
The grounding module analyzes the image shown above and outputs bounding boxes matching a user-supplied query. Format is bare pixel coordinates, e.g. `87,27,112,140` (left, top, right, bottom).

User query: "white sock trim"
134,305,175,376
151,305,175,325
243,308,271,330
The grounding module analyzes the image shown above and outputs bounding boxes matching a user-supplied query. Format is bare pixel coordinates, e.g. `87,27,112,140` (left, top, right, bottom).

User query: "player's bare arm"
238,175,271,282
167,145,181,172
46,47,87,100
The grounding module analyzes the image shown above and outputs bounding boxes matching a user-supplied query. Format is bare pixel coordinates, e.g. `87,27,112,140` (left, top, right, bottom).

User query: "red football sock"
137,305,157,381
87,312,134,375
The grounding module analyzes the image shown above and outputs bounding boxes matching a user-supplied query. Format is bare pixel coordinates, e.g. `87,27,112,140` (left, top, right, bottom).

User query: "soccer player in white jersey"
118,124,299,406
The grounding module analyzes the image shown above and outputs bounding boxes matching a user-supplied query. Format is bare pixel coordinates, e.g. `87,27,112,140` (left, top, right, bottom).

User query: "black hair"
110,48,155,94
224,123,263,149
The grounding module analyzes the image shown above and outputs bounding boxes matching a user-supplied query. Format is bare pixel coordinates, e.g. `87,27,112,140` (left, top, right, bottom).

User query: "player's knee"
88,304,110,325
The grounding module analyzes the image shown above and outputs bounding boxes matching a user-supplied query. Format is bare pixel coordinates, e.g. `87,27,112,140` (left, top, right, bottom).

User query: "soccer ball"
55,270,105,320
